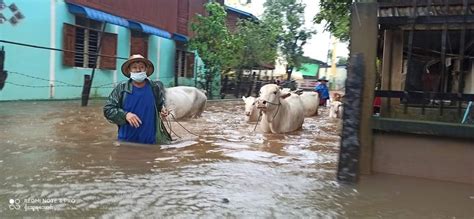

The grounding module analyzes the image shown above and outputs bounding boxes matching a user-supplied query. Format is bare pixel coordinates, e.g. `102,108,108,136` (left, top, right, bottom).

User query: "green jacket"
103,79,172,144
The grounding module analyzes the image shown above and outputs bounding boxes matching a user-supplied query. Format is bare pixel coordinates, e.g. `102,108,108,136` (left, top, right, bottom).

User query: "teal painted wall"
153,37,176,88
187,56,221,98
0,0,51,100
0,0,188,101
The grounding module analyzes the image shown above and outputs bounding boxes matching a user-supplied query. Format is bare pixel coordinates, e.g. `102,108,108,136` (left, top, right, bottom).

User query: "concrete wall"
373,132,474,184
0,0,52,100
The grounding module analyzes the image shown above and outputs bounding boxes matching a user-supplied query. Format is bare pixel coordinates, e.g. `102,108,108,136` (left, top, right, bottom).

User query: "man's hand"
126,112,142,128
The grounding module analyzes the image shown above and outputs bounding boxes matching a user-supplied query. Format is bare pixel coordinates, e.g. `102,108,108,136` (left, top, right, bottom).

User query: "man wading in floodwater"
103,54,171,144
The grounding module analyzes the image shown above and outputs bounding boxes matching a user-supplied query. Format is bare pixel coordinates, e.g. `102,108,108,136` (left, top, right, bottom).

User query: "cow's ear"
281,93,291,99
242,96,246,101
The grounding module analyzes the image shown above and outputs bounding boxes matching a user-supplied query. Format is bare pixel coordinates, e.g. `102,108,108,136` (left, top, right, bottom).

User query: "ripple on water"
0,100,472,218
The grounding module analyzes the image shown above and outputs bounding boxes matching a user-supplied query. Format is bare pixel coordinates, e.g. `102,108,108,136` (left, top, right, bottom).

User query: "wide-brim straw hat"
121,54,154,78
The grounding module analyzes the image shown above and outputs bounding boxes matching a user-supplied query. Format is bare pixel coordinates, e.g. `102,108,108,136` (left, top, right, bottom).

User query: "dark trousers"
319,98,328,106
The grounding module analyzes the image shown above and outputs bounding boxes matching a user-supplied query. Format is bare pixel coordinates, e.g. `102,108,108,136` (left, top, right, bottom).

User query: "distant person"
103,54,171,144
373,96,382,115
315,77,330,106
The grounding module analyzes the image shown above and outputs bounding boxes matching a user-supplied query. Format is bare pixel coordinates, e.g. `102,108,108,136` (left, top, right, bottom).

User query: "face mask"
130,71,147,82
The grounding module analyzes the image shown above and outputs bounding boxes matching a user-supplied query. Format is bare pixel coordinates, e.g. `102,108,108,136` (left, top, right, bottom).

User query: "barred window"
62,16,117,70
175,50,195,78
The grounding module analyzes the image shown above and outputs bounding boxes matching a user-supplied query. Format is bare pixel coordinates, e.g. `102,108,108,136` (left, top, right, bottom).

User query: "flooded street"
0,100,473,218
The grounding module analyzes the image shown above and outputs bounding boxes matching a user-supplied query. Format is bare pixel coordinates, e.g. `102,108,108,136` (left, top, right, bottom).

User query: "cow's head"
242,96,257,117
330,101,343,118
333,92,343,102
256,84,283,111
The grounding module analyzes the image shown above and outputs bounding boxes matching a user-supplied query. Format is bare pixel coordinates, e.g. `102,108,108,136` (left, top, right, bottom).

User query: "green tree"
314,0,352,42
263,0,314,81
234,19,279,71
337,56,348,65
189,2,239,99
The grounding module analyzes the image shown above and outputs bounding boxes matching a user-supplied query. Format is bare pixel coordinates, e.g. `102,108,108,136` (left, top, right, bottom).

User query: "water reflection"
0,100,472,217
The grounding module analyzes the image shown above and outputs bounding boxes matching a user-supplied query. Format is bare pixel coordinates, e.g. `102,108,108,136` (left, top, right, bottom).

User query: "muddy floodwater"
0,100,473,218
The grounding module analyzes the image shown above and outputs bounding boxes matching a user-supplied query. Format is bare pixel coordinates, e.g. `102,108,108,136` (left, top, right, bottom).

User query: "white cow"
164,86,207,120
280,88,319,117
329,100,343,118
299,92,320,117
241,96,259,123
256,84,305,133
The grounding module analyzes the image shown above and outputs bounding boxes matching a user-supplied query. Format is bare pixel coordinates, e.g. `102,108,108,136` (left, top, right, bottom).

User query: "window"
130,30,148,58
175,50,195,78
62,16,117,70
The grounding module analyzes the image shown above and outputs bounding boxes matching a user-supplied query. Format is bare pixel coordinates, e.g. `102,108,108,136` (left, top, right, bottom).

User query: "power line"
4,70,178,88
9,71,81,87
0,39,128,60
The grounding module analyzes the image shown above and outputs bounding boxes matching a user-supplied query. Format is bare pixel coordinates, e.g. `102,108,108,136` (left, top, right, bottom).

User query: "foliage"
189,2,239,79
263,0,314,74
314,0,352,42
233,19,279,70
189,2,240,98
337,56,348,65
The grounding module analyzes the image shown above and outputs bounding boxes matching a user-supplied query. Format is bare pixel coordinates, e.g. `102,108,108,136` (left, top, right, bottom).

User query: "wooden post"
0,46,6,91
81,75,92,106
235,69,242,98
81,23,107,106
221,75,229,99
337,1,378,182
356,2,378,175
338,54,365,182
247,72,256,97
381,30,403,116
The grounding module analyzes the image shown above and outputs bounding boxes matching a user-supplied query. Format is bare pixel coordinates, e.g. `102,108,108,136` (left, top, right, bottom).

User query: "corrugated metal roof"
379,4,474,17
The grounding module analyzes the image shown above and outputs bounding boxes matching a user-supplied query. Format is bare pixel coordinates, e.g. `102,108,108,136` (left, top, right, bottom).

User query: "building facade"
0,0,207,101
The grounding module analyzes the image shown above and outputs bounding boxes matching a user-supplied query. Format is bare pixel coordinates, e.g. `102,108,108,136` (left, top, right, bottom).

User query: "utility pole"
81,23,107,106
330,36,338,89
325,34,332,76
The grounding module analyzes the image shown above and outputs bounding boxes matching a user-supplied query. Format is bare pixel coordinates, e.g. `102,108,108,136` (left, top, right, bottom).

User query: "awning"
67,3,173,39
129,21,171,39
172,33,188,42
66,3,129,28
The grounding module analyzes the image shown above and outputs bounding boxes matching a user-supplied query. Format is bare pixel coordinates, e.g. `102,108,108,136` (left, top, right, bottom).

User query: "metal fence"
377,0,474,123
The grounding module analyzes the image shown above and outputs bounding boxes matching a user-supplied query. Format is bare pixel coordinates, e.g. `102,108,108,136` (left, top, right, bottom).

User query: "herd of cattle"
164,84,344,134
